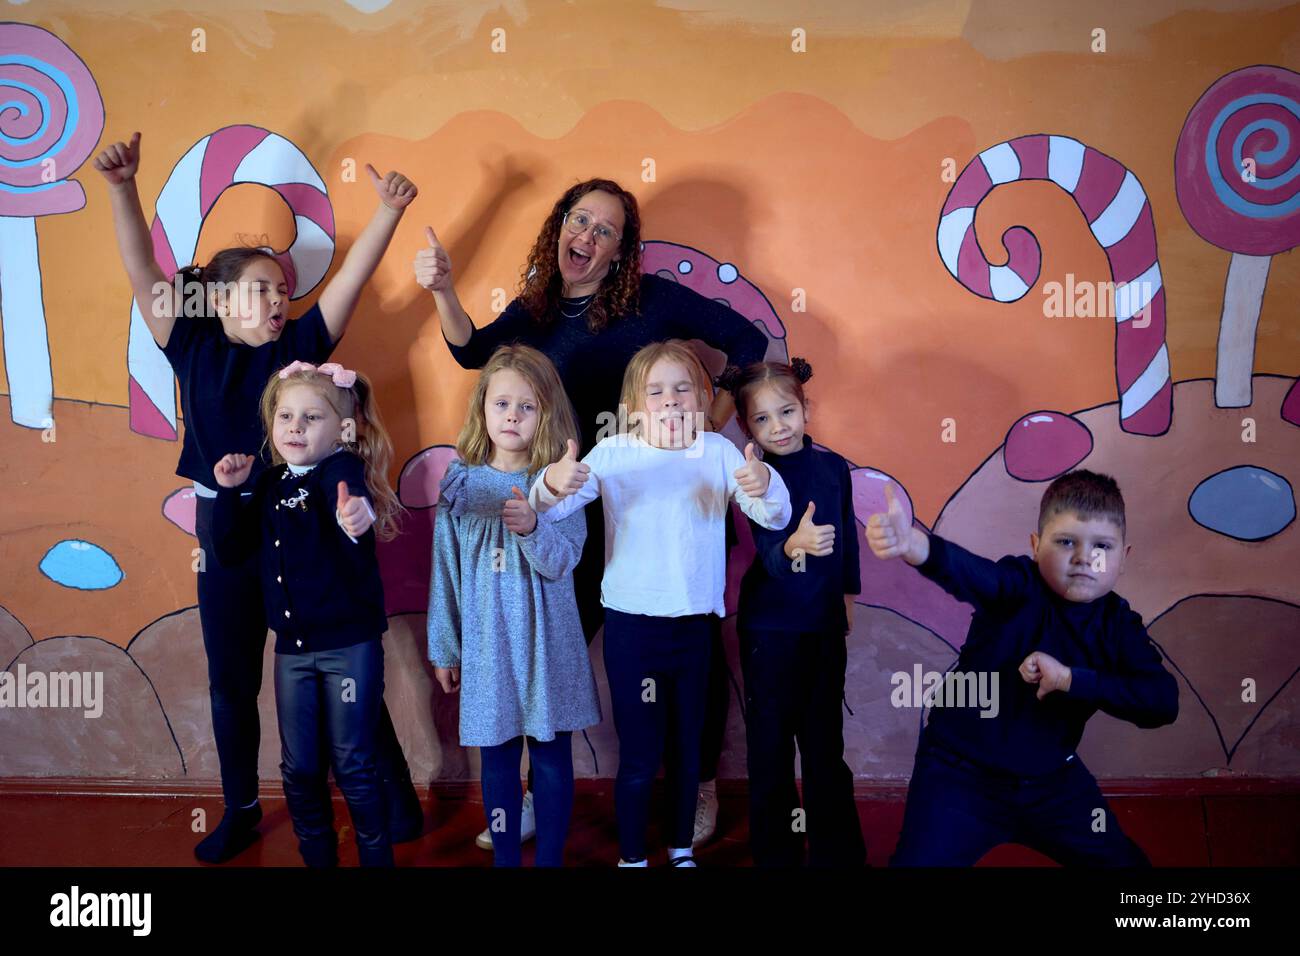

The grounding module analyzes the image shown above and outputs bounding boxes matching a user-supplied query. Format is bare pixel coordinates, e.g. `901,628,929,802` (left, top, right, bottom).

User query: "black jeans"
194,495,419,817
891,733,1151,867
275,640,393,866
603,608,713,861
740,626,865,867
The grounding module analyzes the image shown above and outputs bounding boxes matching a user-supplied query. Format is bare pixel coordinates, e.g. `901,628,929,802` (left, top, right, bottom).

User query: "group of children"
97,131,1179,869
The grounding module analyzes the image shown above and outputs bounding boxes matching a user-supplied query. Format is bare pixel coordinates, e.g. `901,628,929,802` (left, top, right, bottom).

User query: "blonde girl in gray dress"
427,344,600,866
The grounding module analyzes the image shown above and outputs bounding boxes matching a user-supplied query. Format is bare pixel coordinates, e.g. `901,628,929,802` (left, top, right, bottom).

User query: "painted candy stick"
937,134,1172,436
1175,65,1300,411
128,125,336,438
0,23,103,428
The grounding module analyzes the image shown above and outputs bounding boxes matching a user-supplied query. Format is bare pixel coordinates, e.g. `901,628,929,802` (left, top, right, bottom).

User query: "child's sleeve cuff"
1067,666,1100,701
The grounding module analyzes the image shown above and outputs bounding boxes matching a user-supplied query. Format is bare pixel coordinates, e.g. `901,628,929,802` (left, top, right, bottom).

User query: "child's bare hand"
734,442,770,497
366,164,418,211
784,500,835,559
93,132,141,186
414,226,453,291
502,486,537,535
543,439,589,498
1020,651,1072,699
336,481,375,538
434,666,461,695
213,453,254,488
866,482,927,565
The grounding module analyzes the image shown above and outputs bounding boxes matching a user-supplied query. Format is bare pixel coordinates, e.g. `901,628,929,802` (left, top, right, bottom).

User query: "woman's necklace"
559,293,595,319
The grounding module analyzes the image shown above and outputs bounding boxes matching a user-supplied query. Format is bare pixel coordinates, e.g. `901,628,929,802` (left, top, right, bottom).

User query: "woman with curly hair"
414,178,767,852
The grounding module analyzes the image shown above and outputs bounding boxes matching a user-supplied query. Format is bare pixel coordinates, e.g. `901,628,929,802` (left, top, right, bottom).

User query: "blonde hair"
618,339,714,437
456,344,579,473
259,366,404,541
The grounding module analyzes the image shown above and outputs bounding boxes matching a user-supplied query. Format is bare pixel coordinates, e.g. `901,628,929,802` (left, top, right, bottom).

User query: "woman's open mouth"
568,247,592,268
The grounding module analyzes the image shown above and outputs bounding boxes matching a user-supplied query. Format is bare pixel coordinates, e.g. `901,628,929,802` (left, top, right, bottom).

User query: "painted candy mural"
1,2,1297,789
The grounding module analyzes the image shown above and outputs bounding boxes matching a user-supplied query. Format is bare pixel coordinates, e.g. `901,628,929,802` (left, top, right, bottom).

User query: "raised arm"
414,224,527,368
317,164,417,344
93,132,177,348
867,482,1031,612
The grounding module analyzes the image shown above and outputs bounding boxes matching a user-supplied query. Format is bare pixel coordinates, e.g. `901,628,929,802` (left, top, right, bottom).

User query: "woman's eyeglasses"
563,209,622,248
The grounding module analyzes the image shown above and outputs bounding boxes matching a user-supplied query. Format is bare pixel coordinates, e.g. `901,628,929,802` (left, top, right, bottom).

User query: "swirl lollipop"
0,23,104,428
1175,65,1300,409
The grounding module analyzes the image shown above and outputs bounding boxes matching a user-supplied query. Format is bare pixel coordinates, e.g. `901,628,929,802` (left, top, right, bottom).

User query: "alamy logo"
0,664,103,718
890,664,999,718
49,886,151,936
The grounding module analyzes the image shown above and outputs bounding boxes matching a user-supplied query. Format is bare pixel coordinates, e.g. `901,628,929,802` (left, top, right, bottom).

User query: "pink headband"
279,361,358,389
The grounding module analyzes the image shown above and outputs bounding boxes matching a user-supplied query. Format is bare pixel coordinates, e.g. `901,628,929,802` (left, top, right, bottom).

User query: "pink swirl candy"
0,23,103,216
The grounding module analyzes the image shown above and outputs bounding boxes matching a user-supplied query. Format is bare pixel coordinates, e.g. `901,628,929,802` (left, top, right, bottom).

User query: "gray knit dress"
427,459,601,747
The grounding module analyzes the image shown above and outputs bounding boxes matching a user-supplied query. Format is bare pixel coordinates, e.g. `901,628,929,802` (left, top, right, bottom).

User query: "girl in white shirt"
529,339,791,866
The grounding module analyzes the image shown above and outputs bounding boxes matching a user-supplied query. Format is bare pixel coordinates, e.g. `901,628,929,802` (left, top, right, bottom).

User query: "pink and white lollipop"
128,125,336,439
0,23,103,428
938,134,1172,436
1175,66,1300,411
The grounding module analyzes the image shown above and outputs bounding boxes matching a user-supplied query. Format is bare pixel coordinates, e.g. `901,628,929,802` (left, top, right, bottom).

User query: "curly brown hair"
517,178,643,333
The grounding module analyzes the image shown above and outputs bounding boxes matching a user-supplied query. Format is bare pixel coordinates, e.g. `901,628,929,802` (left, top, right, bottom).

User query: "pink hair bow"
279,360,358,388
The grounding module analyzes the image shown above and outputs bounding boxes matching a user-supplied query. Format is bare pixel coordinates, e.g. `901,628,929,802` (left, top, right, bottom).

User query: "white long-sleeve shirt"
529,431,792,618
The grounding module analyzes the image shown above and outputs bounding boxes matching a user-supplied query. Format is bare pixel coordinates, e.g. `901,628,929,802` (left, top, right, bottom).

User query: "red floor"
2,779,1297,867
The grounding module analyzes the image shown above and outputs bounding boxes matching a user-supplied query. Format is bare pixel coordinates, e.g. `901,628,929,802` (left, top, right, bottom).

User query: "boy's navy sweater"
738,435,860,634
211,449,387,654
916,533,1179,776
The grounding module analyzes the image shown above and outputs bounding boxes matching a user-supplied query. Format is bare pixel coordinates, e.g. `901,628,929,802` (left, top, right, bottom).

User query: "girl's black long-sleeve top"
211,449,387,654
738,435,861,635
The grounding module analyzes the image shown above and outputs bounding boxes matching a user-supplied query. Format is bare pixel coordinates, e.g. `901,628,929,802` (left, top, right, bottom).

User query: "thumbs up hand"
733,442,771,498
542,439,590,498
784,500,836,560
502,485,538,535
866,482,928,565
337,480,376,538
93,131,142,186
414,225,453,292
367,163,418,211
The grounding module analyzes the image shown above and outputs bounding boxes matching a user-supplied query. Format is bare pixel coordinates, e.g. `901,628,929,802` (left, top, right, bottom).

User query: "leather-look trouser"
275,639,394,867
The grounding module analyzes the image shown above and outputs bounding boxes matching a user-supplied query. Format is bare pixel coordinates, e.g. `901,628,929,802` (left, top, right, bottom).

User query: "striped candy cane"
127,125,336,439
937,134,1172,436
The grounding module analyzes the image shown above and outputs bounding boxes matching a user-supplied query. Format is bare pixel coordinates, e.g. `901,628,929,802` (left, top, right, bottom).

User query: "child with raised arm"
867,470,1178,866
95,132,423,862
529,339,792,867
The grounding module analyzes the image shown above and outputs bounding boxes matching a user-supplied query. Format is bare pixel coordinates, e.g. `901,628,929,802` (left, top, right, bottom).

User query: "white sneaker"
475,790,537,850
692,787,718,848
668,848,697,867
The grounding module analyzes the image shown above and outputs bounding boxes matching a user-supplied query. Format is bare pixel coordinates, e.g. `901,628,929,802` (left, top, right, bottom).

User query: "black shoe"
194,802,263,864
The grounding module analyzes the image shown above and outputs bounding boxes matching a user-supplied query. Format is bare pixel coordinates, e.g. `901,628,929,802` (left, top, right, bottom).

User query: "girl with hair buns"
725,358,866,867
